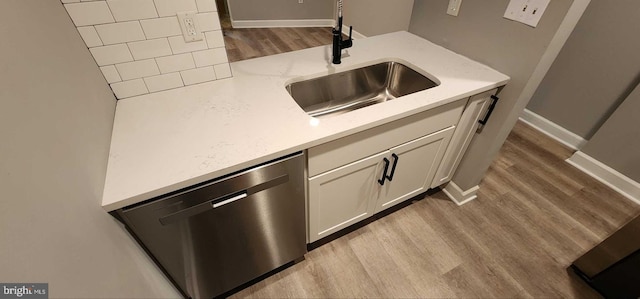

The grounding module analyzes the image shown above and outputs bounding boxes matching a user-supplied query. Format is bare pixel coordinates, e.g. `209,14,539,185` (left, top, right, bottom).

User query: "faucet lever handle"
342,26,353,49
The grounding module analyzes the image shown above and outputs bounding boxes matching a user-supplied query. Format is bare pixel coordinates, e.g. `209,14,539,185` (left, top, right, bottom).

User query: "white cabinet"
375,128,453,212
430,89,497,188
308,151,385,240
306,89,498,243
308,128,453,242
307,101,465,243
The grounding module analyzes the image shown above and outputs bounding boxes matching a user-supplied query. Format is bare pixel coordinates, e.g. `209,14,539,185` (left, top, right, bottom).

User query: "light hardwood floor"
223,26,333,62
222,27,640,298
229,121,640,298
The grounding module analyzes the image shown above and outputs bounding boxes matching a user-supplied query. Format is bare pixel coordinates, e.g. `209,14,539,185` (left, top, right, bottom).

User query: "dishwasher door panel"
119,153,306,298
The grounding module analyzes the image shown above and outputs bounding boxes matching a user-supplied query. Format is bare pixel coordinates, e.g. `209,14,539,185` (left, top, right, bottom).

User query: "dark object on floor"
571,214,640,298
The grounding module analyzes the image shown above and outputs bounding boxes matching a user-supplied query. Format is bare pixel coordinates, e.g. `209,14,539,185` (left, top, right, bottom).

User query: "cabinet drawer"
308,100,465,177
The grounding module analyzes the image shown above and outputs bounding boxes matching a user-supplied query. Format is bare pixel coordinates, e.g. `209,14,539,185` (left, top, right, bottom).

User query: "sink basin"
286,61,438,118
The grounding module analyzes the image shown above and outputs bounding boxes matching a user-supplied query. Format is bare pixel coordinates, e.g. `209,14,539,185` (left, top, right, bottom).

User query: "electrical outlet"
447,0,462,16
177,12,203,42
504,0,550,28
298,0,303,3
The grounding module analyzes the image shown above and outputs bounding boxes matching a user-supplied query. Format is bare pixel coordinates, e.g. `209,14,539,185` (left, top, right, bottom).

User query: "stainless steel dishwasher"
115,152,306,298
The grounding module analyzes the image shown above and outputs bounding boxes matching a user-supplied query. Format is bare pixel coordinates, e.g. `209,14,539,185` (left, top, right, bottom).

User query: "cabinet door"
308,151,388,242
375,127,454,213
430,90,496,188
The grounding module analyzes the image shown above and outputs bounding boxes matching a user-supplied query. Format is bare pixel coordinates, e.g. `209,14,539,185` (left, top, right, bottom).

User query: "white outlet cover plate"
447,0,462,16
177,11,203,42
504,0,526,21
504,0,550,28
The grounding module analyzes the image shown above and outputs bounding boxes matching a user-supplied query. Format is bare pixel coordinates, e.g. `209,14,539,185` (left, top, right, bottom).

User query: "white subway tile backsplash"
64,2,115,26
196,0,217,12
100,65,122,83
168,36,208,54
90,44,133,66
213,63,232,79
111,79,149,98
95,21,146,45
192,48,227,67
181,66,216,85
116,59,160,80
155,53,195,73
107,0,158,22
204,30,224,49
64,0,229,99
77,26,103,47
153,0,198,17
196,13,221,31
128,38,173,60
140,17,182,39
144,72,184,92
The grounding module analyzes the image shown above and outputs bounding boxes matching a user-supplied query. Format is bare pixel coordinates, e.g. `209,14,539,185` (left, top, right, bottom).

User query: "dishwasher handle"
158,174,289,226
212,193,247,208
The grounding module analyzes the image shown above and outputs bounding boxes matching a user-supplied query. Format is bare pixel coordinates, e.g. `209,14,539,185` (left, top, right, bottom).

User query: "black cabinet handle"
386,153,399,181
478,95,500,125
378,157,390,185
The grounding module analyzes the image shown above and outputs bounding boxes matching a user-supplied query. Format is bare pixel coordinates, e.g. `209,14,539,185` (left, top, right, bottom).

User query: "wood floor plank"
416,195,531,298
510,163,620,237
485,159,603,250
449,200,571,297
346,227,423,298
511,121,575,160
501,138,584,197
370,210,461,298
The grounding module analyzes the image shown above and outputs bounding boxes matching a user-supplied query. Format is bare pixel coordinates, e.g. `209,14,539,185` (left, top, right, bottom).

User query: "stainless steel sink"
286,61,438,118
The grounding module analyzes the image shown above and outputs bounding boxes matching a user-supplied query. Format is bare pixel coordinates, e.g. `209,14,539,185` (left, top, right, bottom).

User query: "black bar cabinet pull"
378,157,390,185
478,95,500,125
386,153,399,181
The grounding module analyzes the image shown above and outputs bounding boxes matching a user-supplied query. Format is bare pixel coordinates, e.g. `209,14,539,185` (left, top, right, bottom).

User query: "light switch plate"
447,0,462,16
504,0,550,28
522,0,550,27
177,11,203,42
504,0,526,21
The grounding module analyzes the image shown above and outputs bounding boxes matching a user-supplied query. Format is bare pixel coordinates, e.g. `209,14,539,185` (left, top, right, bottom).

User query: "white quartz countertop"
102,31,509,211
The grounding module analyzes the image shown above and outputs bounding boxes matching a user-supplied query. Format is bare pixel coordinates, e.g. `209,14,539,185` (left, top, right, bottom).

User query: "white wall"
62,0,231,100
0,0,181,297
228,0,334,21
526,0,640,139
581,83,640,182
409,0,582,191
343,0,415,36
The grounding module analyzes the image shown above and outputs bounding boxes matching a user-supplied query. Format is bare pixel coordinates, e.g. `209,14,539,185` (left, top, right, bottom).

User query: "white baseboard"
566,151,640,205
519,109,588,150
442,181,479,206
231,19,334,28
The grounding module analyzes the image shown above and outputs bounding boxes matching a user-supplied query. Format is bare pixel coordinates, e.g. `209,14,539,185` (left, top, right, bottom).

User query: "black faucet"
332,1,352,64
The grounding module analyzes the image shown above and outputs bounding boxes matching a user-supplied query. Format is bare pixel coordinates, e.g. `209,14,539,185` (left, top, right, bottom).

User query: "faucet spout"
332,0,353,64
